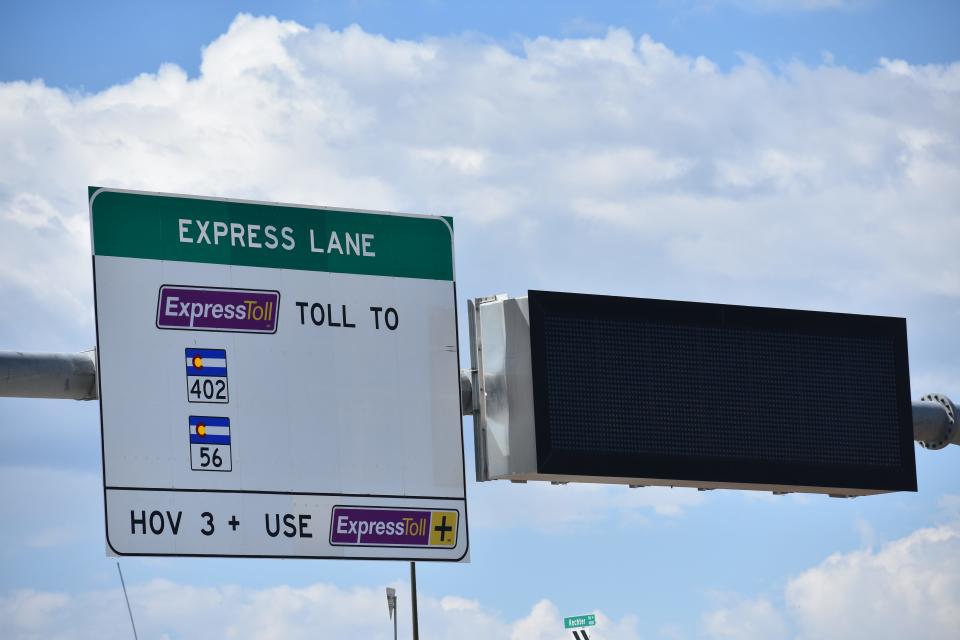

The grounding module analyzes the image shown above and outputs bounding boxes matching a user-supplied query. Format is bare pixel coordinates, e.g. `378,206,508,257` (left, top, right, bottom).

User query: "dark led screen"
528,291,916,492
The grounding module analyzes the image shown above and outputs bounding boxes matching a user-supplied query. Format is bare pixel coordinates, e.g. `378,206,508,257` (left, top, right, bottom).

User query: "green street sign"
564,614,596,629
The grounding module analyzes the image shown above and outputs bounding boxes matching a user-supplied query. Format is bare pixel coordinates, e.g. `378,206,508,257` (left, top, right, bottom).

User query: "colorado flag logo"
189,415,232,471
185,348,229,403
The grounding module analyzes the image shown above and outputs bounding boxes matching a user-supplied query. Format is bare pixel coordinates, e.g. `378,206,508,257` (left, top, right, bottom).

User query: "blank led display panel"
527,290,916,494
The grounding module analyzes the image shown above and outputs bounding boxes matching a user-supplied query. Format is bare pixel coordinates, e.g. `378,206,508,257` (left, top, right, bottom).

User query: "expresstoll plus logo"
329,506,459,548
156,285,280,333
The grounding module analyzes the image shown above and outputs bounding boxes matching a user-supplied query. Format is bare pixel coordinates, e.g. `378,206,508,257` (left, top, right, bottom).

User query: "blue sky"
1,1,959,638
4,0,960,91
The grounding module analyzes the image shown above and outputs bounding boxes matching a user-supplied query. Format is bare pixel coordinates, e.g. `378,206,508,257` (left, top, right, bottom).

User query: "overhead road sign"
468,291,915,497
90,187,468,560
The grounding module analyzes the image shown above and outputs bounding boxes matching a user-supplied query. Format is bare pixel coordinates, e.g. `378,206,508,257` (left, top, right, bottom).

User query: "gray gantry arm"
2,350,957,449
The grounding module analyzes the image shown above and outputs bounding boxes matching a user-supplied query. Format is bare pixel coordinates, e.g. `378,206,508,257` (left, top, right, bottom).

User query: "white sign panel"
90,187,468,560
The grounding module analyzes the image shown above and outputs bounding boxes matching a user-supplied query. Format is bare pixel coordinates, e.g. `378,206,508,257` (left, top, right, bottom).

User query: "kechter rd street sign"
90,187,469,561
564,614,596,629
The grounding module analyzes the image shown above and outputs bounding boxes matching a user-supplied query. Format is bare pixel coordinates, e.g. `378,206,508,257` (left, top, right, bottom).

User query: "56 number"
199,446,223,468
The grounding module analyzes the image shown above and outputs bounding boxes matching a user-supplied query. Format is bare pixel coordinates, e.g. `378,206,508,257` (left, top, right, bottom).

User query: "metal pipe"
913,401,950,444
0,350,97,400
1,351,957,451
913,394,957,449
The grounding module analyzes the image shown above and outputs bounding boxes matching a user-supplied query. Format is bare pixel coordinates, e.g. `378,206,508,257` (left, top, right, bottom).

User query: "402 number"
188,378,228,403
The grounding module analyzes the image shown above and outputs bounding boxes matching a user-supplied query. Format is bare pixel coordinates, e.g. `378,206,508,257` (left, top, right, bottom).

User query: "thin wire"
116,562,139,640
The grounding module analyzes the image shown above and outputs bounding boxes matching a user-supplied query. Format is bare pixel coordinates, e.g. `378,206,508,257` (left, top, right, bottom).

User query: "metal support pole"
0,351,957,451
410,561,420,640
457,366,960,449
0,350,97,400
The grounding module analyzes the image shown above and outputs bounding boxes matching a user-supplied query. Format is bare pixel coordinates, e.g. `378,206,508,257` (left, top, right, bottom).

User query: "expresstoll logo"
156,285,280,334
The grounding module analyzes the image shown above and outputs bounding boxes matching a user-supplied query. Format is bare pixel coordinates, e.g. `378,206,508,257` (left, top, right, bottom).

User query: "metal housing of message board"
90,187,469,561
468,291,916,496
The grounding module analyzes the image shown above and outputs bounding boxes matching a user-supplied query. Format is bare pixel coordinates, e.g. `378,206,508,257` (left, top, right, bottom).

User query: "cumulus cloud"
786,522,960,640
470,480,705,532
0,580,637,640
4,520,956,639
698,0,865,12
1,13,958,340
703,594,787,639
703,521,960,639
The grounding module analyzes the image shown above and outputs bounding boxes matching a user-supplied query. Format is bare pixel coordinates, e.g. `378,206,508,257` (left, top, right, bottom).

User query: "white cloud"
0,450,955,640
703,595,787,639
470,480,705,532
699,0,865,12
0,580,640,640
1,16,958,332
6,521,956,639
703,521,960,639
786,522,960,640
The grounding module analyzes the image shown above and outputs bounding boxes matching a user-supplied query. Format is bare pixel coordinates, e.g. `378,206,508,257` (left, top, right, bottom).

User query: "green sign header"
564,614,596,629
89,188,454,281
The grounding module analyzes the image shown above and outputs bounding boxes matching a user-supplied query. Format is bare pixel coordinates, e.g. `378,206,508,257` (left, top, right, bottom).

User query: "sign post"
564,614,596,639
90,187,468,561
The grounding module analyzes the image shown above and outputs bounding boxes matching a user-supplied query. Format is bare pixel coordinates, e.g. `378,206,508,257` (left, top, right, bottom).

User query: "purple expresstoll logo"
156,285,280,333
330,506,459,548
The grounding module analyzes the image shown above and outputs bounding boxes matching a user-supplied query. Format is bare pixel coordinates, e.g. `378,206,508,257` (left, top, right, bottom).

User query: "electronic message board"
90,187,468,560
470,291,915,496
